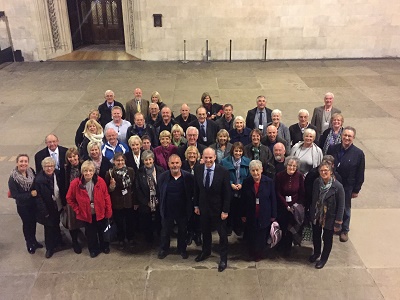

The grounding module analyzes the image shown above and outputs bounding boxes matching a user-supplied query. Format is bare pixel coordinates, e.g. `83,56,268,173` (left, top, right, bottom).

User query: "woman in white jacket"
290,128,322,176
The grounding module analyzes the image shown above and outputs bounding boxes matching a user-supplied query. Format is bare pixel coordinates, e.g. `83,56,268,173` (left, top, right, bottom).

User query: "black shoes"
158,250,168,259
218,261,227,272
194,235,202,246
180,251,189,259
309,253,320,263
103,247,110,254
27,246,36,254
90,251,99,258
186,234,194,246
45,249,54,259
34,241,44,249
72,243,82,254
315,260,327,269
195,252,210,262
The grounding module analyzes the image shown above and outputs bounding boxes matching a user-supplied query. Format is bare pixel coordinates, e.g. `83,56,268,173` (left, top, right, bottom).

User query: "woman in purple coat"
153,130,178,171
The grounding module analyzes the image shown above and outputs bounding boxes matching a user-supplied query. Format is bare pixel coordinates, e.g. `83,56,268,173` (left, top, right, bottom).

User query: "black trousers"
16,204,37,246
113,208,135,242
312,223,334,261
139,208,161,243
278,208,296,251
187,212,201,237
84,215,108,252
160,216,187,252
227,196,244,234
200,215,228,262
246,225,269,256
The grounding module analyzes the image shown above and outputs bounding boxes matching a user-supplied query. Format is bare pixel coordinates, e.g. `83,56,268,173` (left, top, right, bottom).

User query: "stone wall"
1,0,399,61
0,0,40,60
137,0,400,60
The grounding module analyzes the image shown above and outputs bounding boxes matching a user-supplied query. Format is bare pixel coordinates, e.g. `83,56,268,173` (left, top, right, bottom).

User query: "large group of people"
8,89,365,271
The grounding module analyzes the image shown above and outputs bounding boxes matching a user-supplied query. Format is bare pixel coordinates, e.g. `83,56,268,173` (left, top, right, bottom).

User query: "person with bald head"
193,147,231,272
273,142,286,174
98,90,126,128
35,134,68,174
261,125,289,155
155,106,177,138
101,128,130,163
175,103,197,133
126,88,150,122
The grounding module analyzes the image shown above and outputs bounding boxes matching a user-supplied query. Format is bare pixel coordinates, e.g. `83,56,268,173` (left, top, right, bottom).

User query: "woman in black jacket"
309,161,345,269
135,150,164,244
8,154,43,254
87,141,112,179
35,157,66,258
64,147,85,254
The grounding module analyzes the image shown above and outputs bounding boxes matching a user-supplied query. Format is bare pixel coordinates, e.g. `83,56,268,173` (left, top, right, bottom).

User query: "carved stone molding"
46,0,61,50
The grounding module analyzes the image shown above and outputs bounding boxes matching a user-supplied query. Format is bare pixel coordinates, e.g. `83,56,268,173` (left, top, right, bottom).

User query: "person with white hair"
289,109,318,146
311,92,341,138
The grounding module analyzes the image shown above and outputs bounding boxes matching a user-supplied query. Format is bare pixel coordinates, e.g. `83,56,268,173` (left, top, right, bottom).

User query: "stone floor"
1,58,400,299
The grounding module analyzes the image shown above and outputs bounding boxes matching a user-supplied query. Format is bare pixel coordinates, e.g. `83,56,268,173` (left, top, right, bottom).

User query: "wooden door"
88,0,124,44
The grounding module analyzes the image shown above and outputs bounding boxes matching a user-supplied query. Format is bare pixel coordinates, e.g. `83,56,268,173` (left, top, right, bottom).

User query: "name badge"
256,198,260,204
258,124,264,130
285,196,292,203
203,137,207,142
121,189,128,195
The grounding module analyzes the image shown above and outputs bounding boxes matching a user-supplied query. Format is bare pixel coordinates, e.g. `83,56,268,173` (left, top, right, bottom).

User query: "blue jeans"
342,186,353,232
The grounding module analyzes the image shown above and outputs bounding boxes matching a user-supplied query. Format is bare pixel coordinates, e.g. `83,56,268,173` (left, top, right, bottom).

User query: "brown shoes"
340,232,348,242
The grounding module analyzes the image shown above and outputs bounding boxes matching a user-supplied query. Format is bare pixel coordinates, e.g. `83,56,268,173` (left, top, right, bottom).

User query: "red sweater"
66,176,112,223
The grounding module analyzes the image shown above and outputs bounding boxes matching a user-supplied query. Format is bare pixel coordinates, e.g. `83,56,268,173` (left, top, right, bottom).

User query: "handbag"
103,218,117,242
61,209,69,229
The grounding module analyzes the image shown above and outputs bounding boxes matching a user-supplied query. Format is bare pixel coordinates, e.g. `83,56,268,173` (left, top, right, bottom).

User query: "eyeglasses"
44,165,55,169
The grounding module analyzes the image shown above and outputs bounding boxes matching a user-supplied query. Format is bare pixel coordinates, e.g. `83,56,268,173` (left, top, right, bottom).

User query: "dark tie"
205,168,212,189
200,124,206,138
258,111,263,127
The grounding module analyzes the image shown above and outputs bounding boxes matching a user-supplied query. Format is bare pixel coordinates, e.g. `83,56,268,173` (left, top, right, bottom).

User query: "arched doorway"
67,0,125,50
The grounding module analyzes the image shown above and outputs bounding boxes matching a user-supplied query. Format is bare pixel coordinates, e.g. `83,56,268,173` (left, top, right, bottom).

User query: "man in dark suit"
125,88,150,122
157,155,194,260
98,90,126,128
289,109,318,146
327,126,365,243
245,95,273,135
311,92,341,138
175,104,197,134
34,134,68,174
189,106,219,147
177,126,206,161
193,148,232,272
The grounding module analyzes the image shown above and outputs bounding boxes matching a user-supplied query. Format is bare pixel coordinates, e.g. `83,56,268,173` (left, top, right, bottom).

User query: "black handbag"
103,219,117,242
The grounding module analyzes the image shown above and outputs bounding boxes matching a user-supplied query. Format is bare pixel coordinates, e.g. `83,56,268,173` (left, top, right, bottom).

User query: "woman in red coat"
66,160,112,258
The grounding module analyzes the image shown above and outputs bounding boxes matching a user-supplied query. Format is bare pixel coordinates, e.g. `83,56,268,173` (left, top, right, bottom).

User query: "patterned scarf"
252,146,260,160
323,127,343,154
10,167,35,191
232,156,242,184
69,165,80,182
145,166,158,212
314,177,333,228
114,166,131,189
